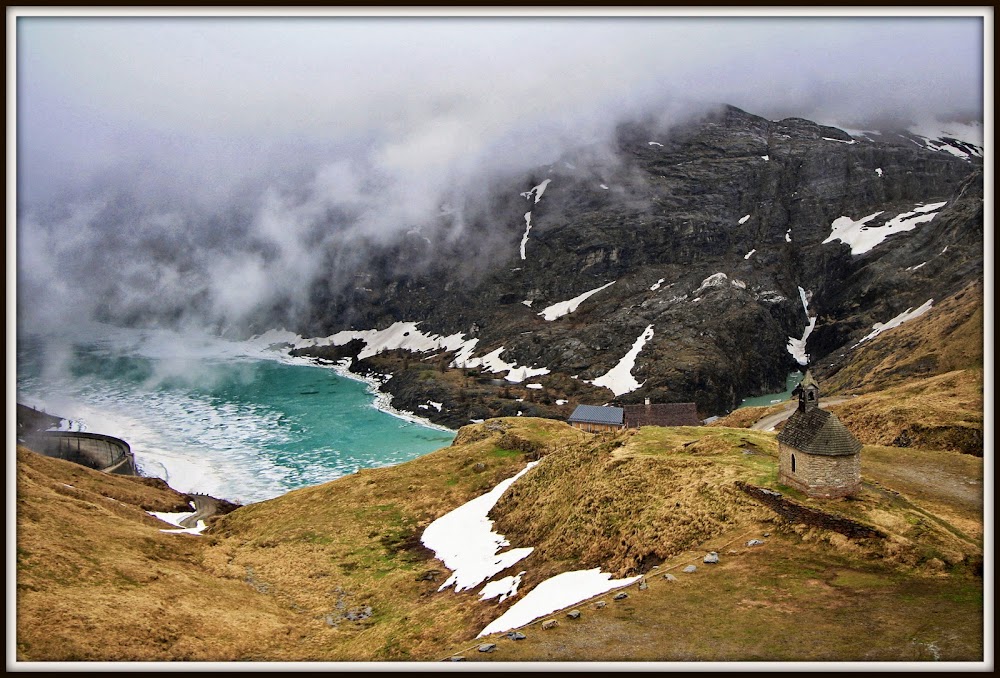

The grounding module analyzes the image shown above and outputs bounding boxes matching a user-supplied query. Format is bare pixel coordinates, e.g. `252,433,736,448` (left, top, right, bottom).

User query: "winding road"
750,397,852,431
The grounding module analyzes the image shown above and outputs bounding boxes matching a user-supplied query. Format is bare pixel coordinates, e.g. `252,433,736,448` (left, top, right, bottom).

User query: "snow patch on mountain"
521,178,552,204
786,286,816,366
299,321,549,384
693,272,746,296
822,201,947,255
519,212,532,260
459,347,551,383
907,120,983,160
588,325,654,396
852,300,934,349
539,281,616,321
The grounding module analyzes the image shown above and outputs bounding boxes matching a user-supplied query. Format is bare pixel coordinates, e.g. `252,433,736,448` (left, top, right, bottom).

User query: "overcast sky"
17,13,985,200
12,11,987,333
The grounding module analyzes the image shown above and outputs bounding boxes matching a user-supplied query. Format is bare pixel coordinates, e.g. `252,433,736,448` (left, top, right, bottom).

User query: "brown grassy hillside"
15,447,331,661
826,369,984,455
490,427,778,577
818,279,983,395
15,415,984,663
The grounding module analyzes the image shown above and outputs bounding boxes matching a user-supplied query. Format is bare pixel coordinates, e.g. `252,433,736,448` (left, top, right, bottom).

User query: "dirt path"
750,397,852,431
179,494,221,528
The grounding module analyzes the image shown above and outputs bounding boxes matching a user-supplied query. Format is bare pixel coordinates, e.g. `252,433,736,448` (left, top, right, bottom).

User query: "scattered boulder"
447,656,466,662
566,610,581,620
541,619,559,630
746,539,765,547
663,573,678,582
594,600,607,609
344,606,373,621
763,533,771,537
472,462,487,473
506,631,526,641
704,552,719,564
639,580,649,591
613,591,629,601
683,565,697,573
478,643,497,653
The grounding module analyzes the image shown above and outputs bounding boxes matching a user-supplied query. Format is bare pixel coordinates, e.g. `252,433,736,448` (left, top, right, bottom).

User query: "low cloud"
15,14,984,334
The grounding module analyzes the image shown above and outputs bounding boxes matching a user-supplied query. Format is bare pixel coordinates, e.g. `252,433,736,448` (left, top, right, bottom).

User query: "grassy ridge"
490,427,778,577
16,411,983,662
15,447,328,661
826,370,983,455
819,279,983,395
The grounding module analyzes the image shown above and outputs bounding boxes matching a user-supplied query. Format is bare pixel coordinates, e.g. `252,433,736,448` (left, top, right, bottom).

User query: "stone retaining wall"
735,481,885,540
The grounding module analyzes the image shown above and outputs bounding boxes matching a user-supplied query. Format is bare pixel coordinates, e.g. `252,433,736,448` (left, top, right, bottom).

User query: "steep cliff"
289,105,983,422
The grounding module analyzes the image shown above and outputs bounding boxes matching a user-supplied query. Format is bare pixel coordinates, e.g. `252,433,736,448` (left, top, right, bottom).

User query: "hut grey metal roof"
568,404,624,426
776,407,862,456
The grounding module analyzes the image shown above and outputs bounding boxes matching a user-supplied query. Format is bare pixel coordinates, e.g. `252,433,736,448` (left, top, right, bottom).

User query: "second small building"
567,404,625,433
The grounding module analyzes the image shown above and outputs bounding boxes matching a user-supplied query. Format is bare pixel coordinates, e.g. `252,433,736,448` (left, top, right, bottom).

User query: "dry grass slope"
827,370,983,455
820,279,983,395
490,427,778,577
15,410,984,663
15,447,332,661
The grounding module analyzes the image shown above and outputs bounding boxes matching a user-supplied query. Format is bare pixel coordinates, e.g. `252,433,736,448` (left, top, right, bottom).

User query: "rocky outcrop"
292,104,982,421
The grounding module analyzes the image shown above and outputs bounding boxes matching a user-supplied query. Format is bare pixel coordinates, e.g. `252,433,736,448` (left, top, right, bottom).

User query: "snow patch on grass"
852,300,934,348
478,569,641,637
479,572,525,603
422,462,540,593
148,509,206,536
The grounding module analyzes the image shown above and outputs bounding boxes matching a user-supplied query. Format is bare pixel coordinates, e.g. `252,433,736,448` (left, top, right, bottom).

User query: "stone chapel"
775,371,863,498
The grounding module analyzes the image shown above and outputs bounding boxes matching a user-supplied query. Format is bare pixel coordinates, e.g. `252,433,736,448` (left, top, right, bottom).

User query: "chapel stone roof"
776,407,863,456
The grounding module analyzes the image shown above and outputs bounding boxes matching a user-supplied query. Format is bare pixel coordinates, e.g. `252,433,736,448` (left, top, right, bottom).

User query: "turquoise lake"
15,324,455,504
737,371,804,409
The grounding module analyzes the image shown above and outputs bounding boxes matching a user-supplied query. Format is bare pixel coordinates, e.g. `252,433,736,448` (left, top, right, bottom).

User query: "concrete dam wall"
23,431,137,476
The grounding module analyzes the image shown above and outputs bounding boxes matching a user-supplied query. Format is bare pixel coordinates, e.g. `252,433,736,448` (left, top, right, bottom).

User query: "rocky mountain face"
292,104,983,425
